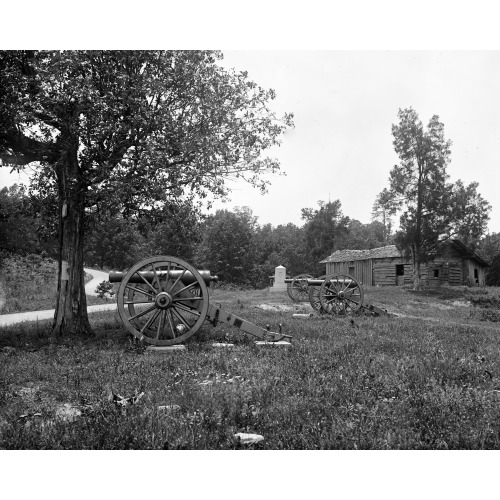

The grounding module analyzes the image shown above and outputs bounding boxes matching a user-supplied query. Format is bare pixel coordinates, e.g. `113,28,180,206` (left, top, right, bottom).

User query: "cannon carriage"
109,255,290,347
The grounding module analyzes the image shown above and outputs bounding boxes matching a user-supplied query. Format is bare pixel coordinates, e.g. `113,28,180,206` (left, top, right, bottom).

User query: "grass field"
1,282,500,450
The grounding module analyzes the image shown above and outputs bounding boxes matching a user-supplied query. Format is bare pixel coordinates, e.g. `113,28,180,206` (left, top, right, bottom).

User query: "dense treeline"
0,184,382,287
2,184,500,287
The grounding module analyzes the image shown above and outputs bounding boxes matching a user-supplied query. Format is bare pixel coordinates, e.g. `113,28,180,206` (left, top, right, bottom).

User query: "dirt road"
84,268,110,296
0,268,116,328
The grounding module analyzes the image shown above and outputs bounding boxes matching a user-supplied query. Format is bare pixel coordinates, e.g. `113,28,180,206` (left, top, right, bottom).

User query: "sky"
2,50,499,235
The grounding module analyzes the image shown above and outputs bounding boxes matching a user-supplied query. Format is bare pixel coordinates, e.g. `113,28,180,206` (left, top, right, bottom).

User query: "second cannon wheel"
318,274,364,315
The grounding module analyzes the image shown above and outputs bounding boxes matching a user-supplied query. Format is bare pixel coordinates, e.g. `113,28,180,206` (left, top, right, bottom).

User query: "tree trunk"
413,260,422,290
52,133,93,336
411,244,422,291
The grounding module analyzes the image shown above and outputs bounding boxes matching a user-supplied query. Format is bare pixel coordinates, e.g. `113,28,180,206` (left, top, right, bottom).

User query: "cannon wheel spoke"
124,284,155,300
319,274,363,316
117,255,209,346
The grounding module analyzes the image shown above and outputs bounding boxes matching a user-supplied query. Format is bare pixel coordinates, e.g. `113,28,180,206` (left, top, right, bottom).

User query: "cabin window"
396,264,404,276
349,266,355,275
434,269,440,278
474,269,478,279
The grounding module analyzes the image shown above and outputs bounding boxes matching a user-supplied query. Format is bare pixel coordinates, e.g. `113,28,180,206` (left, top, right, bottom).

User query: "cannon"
285,274,388,317
109,255,291,346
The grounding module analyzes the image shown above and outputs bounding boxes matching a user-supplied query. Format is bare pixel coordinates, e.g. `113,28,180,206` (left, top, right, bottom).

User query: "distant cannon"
285,274,388,317
109,256,290,346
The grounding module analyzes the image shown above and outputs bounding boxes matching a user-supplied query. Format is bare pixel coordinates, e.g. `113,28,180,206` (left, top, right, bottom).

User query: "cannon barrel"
284,278,357,287
109,270,217,285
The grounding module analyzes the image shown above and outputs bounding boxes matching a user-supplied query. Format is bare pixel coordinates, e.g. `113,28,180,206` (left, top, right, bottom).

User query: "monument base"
269,284,288,293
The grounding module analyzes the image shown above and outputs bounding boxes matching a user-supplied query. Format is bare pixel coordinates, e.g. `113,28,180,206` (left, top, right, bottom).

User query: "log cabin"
319,239,489,287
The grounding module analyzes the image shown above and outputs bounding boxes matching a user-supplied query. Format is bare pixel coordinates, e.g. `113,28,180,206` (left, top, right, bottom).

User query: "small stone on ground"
255,340,292,347
146,345,187,352
234,432,264,445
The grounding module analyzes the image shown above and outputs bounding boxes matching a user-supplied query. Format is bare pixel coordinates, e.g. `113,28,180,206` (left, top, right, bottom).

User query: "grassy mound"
0,254,58,313
0,254,115,314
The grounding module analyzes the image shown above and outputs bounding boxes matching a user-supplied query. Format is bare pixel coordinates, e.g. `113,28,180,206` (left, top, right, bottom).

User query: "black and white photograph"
0,1,499,498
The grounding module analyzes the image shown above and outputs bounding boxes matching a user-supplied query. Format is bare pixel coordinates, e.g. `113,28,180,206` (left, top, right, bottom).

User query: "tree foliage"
486,253,500,286
477,232,500,265
343,219,387,250
0,184,38,255
0,50,293,335
301,200,350,268
194,207,257,285
447,180,491,248
253,222,309,282
371,187,397,244
84,215,144,270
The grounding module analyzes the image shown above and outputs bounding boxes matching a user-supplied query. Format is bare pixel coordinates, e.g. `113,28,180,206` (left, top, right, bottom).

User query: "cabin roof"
319,245,401,263
319,240,489,266
450,240,490,267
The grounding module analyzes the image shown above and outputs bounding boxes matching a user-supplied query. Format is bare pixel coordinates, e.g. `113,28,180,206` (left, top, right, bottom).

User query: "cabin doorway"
396,264,405,286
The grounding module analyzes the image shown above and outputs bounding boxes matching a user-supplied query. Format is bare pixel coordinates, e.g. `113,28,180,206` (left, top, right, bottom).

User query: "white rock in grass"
55,403,82,422
158,405,181,412
198,380,214,386
255,340,292,347
235,432,264,445
146,345,187,352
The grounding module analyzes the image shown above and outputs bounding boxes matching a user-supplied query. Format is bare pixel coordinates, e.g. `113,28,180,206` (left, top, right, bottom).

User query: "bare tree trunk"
52,133,93,336
411,244,422,291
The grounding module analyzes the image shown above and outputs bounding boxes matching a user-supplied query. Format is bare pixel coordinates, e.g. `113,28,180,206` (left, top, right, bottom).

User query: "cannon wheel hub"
155,292,173,309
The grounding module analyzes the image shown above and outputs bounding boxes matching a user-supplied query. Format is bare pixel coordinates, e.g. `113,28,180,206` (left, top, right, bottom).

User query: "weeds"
3,272,500,449
0,254,58,313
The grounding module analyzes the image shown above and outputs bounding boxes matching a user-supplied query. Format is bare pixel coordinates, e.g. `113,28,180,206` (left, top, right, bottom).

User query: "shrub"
95,281,115,299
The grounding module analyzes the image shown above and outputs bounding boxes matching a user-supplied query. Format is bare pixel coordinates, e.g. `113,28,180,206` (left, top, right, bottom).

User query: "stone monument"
270,265,287,293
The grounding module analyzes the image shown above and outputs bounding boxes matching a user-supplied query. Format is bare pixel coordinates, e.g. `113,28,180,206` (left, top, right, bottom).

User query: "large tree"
0,50,293,335
388,108,490,290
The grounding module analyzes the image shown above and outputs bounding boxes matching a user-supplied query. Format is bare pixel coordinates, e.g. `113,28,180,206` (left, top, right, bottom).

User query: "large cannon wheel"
319,274,364,315
287,274,313,302
308,275,327,312
116,256,209,346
